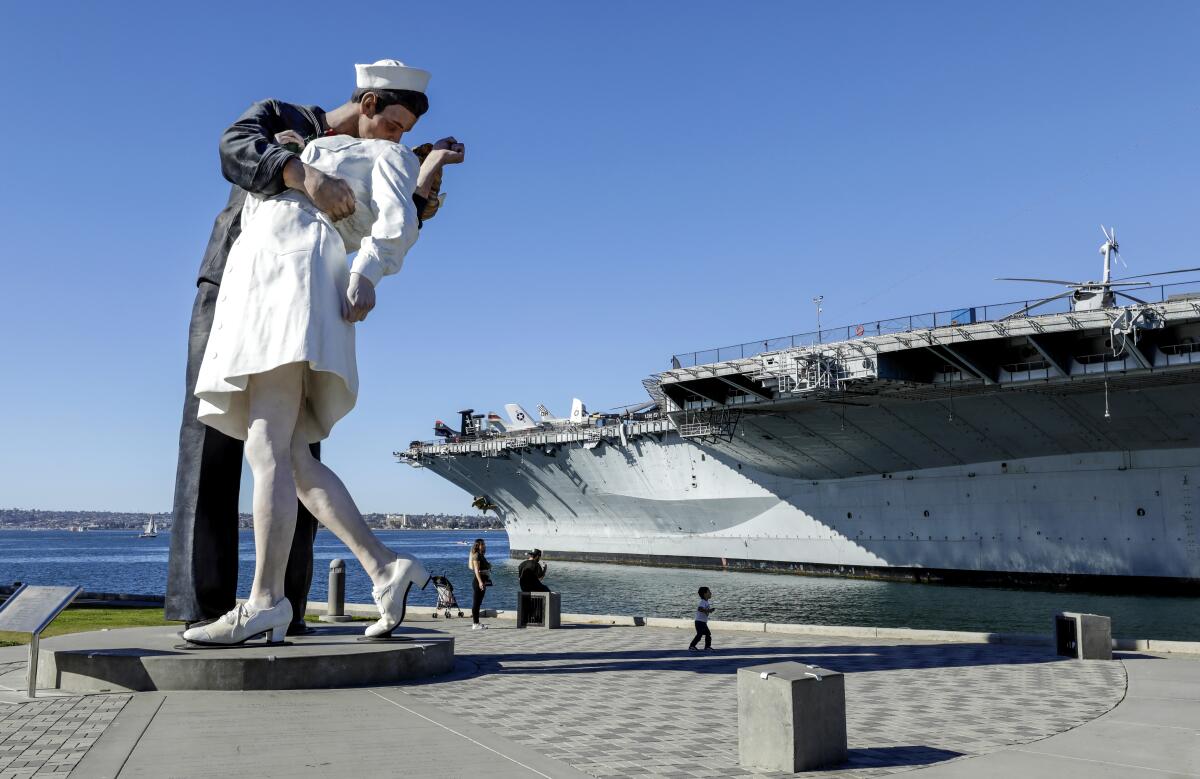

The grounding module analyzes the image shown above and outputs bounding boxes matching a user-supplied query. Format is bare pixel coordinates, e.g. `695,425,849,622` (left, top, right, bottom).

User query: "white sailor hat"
355,59,431,93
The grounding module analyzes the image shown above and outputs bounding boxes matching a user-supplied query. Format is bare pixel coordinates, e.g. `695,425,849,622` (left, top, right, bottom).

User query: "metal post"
329,559,345,615
27,632,38,698
320,559,353,623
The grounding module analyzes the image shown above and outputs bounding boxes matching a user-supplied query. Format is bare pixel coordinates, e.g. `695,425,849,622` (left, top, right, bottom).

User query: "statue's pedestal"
34,625,454,693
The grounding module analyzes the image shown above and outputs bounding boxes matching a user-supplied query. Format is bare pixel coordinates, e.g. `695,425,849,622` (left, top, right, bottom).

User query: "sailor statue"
172,59,465,644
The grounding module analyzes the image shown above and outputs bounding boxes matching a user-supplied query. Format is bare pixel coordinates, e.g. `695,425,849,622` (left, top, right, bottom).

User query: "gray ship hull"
404,296,1200,592
418,435,1200,591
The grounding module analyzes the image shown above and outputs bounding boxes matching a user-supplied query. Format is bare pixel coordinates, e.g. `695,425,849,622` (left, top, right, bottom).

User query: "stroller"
430,575,465,618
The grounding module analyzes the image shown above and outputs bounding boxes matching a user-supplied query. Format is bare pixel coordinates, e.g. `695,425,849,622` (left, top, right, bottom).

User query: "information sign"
0,586,80,634
0,585,81,697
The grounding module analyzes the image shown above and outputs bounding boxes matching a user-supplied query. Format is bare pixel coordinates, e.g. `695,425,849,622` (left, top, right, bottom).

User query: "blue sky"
0,2,1196,513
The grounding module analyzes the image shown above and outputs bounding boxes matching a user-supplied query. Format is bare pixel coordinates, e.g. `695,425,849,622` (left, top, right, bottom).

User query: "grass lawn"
0,608,382,647
0,607,174,647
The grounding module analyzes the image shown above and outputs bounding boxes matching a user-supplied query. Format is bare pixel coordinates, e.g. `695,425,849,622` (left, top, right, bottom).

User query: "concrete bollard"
517,592,561,629
738,662,847,772
1055,612,1112,660
320,558,354,623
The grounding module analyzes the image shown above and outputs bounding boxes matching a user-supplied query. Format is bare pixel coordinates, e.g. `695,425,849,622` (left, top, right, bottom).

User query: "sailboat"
138,518,158,538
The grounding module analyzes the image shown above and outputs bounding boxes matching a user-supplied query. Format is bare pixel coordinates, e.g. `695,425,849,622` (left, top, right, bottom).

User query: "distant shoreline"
0,508,502,532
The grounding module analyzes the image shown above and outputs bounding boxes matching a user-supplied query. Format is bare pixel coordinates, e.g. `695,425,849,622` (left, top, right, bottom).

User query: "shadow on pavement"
838,745,964,770
406,624,1078,683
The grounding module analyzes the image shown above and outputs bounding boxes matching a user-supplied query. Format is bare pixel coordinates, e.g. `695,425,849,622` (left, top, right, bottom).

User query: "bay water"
1,529,1197,641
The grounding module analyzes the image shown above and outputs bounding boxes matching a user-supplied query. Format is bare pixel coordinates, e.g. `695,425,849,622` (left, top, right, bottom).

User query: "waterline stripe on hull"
510,548,1200,595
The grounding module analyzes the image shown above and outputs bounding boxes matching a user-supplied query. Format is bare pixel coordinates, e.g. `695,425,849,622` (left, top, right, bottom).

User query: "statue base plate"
34,624,454,692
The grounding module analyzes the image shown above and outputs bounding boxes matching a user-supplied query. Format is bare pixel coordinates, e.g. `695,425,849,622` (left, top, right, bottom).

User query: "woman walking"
468,538,492,630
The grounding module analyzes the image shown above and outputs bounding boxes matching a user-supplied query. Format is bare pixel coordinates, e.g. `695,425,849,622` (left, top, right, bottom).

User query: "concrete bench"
1055,612,1112,660
517,591,561,629
738,661,847,772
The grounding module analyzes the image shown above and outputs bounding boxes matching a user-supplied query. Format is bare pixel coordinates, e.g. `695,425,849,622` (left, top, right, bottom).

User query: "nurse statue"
182,59,465,645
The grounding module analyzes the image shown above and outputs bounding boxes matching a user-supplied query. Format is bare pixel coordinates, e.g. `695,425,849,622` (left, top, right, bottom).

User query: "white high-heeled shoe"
365,555,430,638
182,599,292,646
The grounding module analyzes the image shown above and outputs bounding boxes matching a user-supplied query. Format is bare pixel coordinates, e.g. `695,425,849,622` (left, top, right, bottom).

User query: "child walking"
689,586,714,651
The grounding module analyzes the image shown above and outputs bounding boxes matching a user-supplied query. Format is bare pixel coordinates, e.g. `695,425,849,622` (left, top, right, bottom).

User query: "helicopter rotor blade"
995,277,1082,286
1108,265,1200,280
1114,291,1150,306
1002,290,1076,320
1113,267,1200,281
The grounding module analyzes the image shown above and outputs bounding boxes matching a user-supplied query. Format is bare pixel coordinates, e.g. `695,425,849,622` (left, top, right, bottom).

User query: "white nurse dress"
194,135,420,443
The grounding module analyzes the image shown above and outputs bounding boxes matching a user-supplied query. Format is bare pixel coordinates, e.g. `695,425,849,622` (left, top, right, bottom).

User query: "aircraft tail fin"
504,403,538,431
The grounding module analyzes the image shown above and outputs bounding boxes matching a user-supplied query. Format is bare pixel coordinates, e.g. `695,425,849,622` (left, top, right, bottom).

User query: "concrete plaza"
0,615,1196,778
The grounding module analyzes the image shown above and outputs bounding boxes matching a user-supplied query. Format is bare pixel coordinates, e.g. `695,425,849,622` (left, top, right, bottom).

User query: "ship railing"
669,278,1200,369
1075,352,1123,366
1161,342,1200,356
1001,359,1052,374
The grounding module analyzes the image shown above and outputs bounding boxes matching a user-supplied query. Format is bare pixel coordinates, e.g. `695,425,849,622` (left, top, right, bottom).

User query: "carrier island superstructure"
399,247,1200,592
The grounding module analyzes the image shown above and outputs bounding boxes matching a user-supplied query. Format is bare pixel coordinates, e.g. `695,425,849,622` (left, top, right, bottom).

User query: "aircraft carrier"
400,234,1200,592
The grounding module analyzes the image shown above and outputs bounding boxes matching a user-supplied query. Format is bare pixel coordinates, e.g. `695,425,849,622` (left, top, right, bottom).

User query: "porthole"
923,510,930,517
1136,507,1146,517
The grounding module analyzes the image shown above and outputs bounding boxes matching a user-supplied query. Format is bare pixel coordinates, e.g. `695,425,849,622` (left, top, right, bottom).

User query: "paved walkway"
404,619,1124,778
911,653,1200,777
0,617,1195,778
